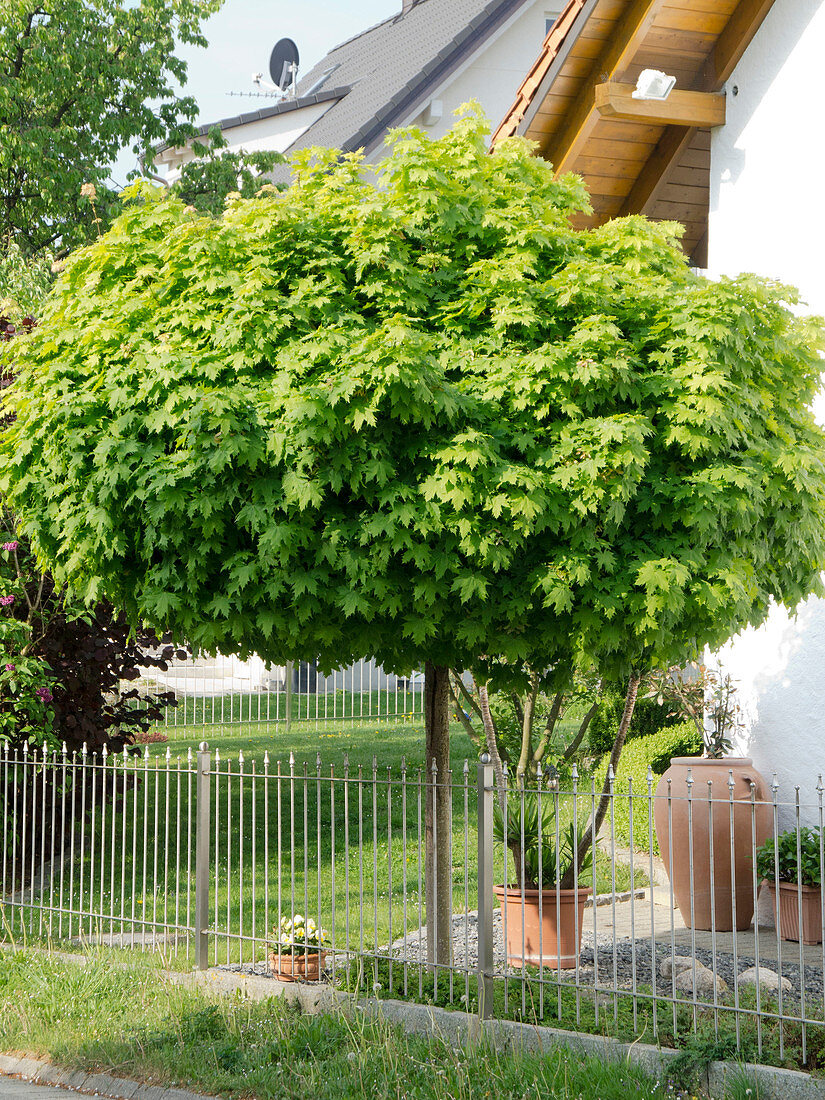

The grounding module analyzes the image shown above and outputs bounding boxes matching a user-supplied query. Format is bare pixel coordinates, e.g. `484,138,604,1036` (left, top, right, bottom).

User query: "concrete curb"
0,1053,220,1099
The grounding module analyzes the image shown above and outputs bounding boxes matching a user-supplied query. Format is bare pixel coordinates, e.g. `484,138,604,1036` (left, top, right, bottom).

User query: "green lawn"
158,688,423,730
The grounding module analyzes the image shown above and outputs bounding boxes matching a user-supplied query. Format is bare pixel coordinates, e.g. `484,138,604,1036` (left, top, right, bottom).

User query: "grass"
0,949,706,1100
6,719,647,977
346,956,825,1078
157,688,423,730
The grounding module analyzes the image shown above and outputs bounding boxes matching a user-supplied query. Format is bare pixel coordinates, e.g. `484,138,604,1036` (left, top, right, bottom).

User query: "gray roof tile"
277,0,531,161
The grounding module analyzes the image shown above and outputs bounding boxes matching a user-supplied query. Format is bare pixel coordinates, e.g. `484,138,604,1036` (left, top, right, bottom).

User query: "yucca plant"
493,793,593,890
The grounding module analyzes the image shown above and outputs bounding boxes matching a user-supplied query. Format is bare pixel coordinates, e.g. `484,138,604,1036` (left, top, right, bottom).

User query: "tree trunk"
559,671,642,889
424,661,452,968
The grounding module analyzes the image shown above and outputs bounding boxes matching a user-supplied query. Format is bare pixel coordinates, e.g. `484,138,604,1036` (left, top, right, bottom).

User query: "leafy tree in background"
0,0,222,254
170,128,284,219
4,112,825,958
1,258,178,757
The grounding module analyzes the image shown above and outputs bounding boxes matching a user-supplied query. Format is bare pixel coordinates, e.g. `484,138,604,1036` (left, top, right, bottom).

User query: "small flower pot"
767,882,823,945
268,949,327,982
493,884,590,969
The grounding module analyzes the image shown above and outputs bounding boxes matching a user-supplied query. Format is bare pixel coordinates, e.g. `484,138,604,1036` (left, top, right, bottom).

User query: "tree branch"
560,671,641,889
531,688,565,767
516,672,540,784
561,693,601,763
477,682,507,809
447,675,482,750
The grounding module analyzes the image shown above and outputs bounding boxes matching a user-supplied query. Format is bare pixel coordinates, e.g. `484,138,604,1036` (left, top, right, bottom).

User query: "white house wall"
406,2,561,141
157,98,336,182
708,0,825,818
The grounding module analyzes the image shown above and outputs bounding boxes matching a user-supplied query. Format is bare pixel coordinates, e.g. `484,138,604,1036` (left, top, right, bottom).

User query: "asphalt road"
0,1081,88,1098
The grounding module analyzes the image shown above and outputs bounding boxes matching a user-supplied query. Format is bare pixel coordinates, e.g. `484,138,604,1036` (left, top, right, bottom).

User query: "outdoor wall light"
632,69,676,100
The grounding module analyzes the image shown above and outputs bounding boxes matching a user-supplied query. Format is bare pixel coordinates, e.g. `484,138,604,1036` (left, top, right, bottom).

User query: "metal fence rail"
135,653,424,729
1,743,823,1065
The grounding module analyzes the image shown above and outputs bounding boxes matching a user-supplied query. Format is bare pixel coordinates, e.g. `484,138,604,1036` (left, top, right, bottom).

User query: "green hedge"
592,721,703,855
587,690,680,757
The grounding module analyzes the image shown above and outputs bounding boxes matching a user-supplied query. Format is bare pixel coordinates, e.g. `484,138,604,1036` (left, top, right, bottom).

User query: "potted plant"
493,791,592,969
268,914,330,981
756,827,823,945
653,668,770,932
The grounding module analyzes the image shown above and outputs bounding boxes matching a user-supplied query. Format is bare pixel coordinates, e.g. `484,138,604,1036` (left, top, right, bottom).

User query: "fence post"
195,742,211,970
477,752,495,1020
285,661,294,733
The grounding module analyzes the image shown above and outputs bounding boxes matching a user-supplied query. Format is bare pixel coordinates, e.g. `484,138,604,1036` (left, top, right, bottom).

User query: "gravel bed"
218,909,824,1008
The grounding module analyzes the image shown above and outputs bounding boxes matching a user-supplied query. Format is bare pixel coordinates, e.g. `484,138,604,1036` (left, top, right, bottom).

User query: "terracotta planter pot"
493,884,590,969
767,882,823,945
654,757,771,932
268,949,327,982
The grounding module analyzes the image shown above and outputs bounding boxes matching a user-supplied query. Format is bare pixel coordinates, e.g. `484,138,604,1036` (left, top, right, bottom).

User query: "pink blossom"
35,687,53,703
0,595,14,606
1,541,18,552
4,663,14,671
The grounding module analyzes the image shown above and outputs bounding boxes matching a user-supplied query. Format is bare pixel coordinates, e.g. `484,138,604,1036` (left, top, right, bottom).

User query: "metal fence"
135,653,424,728
1,743,824,1065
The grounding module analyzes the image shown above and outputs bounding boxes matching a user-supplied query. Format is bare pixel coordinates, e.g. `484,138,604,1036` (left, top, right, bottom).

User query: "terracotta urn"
654,757,771,932
767,882,823,945
493,884,590,968
268,949,327,982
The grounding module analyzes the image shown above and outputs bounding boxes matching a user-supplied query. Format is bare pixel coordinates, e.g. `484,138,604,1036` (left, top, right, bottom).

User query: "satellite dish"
269,38,299,91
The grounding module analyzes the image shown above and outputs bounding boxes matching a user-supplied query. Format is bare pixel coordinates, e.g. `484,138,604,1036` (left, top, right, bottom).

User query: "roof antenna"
252,38,299,99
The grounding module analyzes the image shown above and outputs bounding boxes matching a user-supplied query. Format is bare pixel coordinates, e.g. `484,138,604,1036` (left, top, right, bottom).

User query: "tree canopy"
0,0,221,253
3,111,825,687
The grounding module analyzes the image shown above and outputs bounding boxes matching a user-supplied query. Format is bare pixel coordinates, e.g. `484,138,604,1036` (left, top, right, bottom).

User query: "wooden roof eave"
492,0,779,267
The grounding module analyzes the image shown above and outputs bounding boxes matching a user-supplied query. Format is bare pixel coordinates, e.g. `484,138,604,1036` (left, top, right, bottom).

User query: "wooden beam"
702,0,777,90
545,0,668,172
617,0,776,218
619,125,696,215
595,83,726,127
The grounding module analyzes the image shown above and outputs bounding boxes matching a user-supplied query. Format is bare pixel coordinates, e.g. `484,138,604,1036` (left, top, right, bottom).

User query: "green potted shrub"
493,792,593,969
756,827,823,945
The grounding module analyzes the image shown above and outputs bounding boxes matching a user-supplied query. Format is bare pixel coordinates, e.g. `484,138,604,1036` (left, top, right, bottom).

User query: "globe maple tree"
4,112,825,961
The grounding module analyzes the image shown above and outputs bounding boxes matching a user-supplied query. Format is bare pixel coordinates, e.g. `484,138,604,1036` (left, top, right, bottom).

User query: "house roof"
157,87,351,153
491,0,777,266
276,0,534,160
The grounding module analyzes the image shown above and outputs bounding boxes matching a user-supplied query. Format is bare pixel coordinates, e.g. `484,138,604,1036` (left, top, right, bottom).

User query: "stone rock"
737,966,792,994
674,965,728,996
659,955,695,979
